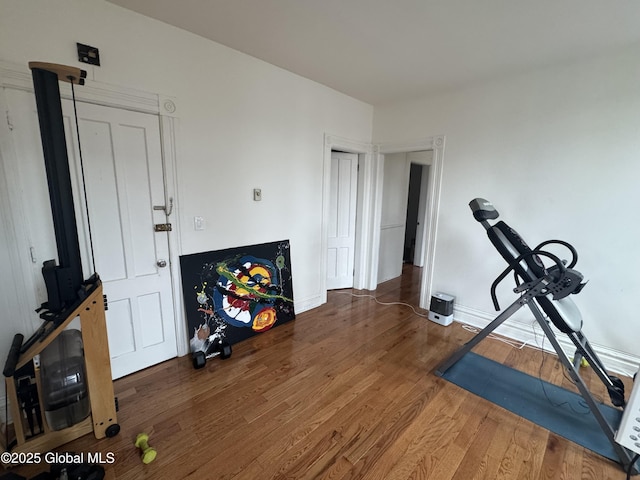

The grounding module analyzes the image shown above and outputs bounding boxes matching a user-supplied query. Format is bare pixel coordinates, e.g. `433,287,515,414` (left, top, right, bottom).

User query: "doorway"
322,135,445,310
377,150,432,286
379,140,444,309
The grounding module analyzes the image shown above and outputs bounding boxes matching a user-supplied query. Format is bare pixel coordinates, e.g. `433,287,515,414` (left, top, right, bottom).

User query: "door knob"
157,260,167,268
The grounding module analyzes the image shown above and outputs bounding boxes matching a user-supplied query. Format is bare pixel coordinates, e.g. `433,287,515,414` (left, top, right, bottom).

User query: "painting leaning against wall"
179,240,295,356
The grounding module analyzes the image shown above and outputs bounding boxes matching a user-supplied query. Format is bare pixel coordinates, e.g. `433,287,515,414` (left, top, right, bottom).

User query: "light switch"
194,216,204,230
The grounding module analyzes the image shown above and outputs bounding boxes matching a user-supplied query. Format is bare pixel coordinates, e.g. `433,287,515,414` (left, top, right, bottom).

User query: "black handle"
3,333,24,377
534,239,578,269
490,250,566,310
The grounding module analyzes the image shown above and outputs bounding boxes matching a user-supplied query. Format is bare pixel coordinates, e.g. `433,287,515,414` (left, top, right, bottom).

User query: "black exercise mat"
439,351,623,462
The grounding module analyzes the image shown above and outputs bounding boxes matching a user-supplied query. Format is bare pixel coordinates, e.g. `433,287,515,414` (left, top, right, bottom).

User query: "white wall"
373,45,640,369
0,0,373,369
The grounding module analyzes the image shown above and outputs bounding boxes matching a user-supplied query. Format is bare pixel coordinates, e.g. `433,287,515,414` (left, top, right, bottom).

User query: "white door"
62,100,177,379
3,88,177,379
327,152,358,289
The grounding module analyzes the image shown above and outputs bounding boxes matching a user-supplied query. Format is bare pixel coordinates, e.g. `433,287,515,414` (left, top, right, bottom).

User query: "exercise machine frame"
436,198,637,473
2,62,119,458
4,278,119,455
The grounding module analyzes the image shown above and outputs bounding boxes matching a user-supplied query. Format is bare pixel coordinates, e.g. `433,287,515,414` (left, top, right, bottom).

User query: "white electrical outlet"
194,216,204,231
615,367,640,454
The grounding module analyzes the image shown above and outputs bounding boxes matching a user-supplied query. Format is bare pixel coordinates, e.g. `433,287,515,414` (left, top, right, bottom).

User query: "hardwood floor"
5,265,633,479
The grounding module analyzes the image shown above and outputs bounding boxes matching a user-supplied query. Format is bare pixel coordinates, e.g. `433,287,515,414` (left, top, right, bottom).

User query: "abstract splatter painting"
180,240,295,353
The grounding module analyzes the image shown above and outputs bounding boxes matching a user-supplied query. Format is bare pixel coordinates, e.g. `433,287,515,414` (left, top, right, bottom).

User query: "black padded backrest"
486,221,546,282
486,221,582,333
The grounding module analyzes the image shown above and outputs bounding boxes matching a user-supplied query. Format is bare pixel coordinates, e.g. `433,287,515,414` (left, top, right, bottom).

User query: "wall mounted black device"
16,63,101,354
31,63,87,315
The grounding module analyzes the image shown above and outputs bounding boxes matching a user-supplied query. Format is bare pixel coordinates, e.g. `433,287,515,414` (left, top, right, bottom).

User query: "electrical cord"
460,324,536,350
336,290,631,410
335,291,429,318
457,317,601,413
535,334,595,414
459,319,592,412
336,289,543,352
336,290,640,473
338,290,547,348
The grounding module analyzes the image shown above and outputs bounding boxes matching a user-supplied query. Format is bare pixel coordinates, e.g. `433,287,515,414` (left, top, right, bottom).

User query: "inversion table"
436,198,639,472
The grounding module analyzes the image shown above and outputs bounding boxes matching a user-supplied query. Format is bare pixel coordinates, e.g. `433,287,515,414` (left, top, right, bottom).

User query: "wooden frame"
5,280,118,455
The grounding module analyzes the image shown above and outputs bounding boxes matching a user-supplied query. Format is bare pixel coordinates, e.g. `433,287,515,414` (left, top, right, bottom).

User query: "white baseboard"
295,293,324,314
454,304,640,378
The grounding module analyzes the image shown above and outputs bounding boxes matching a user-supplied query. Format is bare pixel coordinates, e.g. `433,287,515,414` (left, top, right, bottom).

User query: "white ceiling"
107,0,640,105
